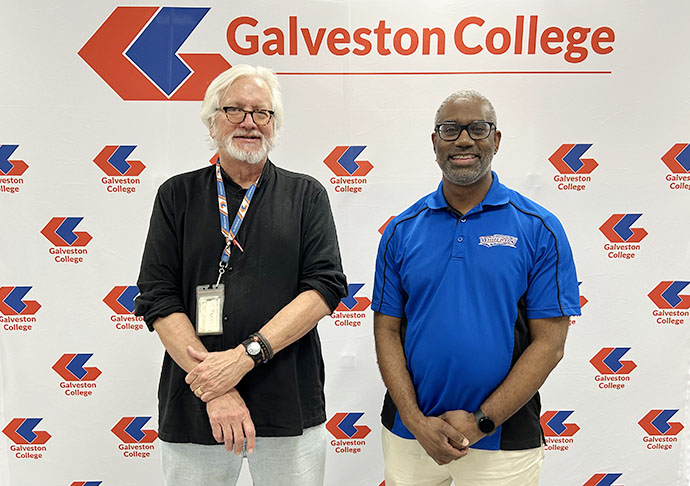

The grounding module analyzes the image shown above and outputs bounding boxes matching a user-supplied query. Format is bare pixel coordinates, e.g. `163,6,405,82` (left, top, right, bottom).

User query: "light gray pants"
160,424,326,486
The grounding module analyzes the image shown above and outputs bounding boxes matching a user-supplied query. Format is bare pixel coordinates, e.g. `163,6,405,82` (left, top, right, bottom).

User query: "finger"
443,424,469,449
210,419,223,443
187,346,208,361
231,424,245,455
201,389,217,403
243,418,256,454
223,425,234,452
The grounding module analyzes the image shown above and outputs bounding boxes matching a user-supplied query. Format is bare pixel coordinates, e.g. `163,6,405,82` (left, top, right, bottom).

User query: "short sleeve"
525,216,581,319
372,221,405,318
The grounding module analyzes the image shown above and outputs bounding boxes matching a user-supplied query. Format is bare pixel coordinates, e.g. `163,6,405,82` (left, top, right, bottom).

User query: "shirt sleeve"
525,215,581,319
372,220,405,318
297,185,348,312
134,182,186,331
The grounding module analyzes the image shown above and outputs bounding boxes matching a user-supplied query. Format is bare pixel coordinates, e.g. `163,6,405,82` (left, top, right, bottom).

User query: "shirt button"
457,237,464,243
460,218,467,223
223,316,228,321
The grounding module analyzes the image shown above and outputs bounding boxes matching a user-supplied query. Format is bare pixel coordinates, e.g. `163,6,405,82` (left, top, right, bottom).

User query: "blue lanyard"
216,162,258,267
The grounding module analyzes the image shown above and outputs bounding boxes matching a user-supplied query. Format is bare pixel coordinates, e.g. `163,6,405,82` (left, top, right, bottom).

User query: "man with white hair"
372,90,581,485
135,64,347,485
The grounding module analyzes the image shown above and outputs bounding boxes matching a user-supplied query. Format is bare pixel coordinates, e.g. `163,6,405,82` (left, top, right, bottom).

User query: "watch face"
246,341,261,356
478,417,495,434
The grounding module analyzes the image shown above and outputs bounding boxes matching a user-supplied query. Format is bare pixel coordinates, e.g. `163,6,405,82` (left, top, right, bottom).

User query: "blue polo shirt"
372,172,581,450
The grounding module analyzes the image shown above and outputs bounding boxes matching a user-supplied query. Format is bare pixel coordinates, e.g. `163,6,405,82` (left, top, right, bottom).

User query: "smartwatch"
473,408,496,435
241,337,263,366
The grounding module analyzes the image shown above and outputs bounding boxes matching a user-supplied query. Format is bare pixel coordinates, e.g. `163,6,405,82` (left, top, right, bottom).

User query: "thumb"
444,423,469,448
187,346,208,361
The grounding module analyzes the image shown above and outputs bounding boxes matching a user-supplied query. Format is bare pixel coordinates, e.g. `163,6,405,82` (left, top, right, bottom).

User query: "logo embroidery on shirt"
478,234,518,248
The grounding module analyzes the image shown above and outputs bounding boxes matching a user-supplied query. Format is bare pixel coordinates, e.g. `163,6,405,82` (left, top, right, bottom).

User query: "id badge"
196,284,224,335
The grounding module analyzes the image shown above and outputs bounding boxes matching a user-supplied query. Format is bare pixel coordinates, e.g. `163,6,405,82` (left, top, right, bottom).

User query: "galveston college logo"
326,412,371,455
589,347,636,390
0,144,27,194
648,281,690,326
111,417,158,458
331,283,371,328
598,213,647,260
93,145,145,194
584,473,623,486
104,286,145,331
548,144,598,191
79,7,230,101
324,146,373,194
52,353,102,398
41,217,92,264
2,418,51,460
661,143,690,191
540,410,579,452
0,286,40,332
638,409,684,451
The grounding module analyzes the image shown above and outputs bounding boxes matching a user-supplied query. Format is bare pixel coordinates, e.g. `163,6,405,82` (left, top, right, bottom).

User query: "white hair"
434,89,497,126
200,64,284,132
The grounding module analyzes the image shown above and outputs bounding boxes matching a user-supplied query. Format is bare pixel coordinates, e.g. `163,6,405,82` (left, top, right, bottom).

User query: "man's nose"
454,129,475,146
240,112,258,128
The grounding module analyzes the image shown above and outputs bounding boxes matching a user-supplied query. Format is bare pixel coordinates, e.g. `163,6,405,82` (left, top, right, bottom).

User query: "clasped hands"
412,410,485,465
185,345,251,402
185,346,256,454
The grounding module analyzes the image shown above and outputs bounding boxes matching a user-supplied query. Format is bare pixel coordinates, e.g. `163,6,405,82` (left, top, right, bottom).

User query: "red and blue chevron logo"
0,286,41,316
78,7,230,101
326,412,371,439
638,409,684,436
111,417,158,443
41,218,92,247
2,418,51,445
336,284,371,312
103,286,139,315
662,144,690,173
324,146,374,177
94,146,146,176
70,482,102,486
648,281,690,309
590,347,636,375
599,214,647,243
0,144,28,176
540,410,580,437
549,144,598,174
52,354,102,382
584,473,623,486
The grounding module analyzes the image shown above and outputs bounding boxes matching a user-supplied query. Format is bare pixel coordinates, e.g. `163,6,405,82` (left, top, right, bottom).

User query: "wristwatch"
473,408,496,435
241,337,263,366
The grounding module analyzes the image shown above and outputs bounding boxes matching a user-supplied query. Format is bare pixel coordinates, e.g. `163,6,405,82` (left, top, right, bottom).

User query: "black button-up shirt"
135,160,347,442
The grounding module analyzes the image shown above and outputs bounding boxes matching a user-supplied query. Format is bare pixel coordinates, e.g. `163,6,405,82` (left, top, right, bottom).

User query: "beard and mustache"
216,127,278,165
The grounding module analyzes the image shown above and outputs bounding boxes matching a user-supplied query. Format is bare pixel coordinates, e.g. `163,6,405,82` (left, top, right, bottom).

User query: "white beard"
219,130,277,165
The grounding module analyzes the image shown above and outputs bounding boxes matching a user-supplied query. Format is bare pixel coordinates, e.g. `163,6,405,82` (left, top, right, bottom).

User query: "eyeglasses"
435,121,495,141
219,106,274,126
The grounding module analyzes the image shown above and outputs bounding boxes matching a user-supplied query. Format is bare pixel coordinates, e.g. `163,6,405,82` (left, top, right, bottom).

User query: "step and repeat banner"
1,1,689,485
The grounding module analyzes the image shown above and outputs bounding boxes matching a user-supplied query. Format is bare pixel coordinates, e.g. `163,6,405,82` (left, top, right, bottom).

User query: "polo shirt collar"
426,171,511,212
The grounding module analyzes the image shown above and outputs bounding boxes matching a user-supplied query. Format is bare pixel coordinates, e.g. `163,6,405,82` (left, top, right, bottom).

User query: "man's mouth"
450,154,477,162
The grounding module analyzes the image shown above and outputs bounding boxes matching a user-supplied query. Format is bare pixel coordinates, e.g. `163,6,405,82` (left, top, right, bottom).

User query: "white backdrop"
2,1,690,485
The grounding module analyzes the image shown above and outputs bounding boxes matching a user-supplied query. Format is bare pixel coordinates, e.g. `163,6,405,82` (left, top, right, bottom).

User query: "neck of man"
219,155,266,189
441,172,493,215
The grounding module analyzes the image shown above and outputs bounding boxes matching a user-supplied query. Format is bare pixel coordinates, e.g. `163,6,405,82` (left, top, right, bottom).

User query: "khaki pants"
382,427,544,486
